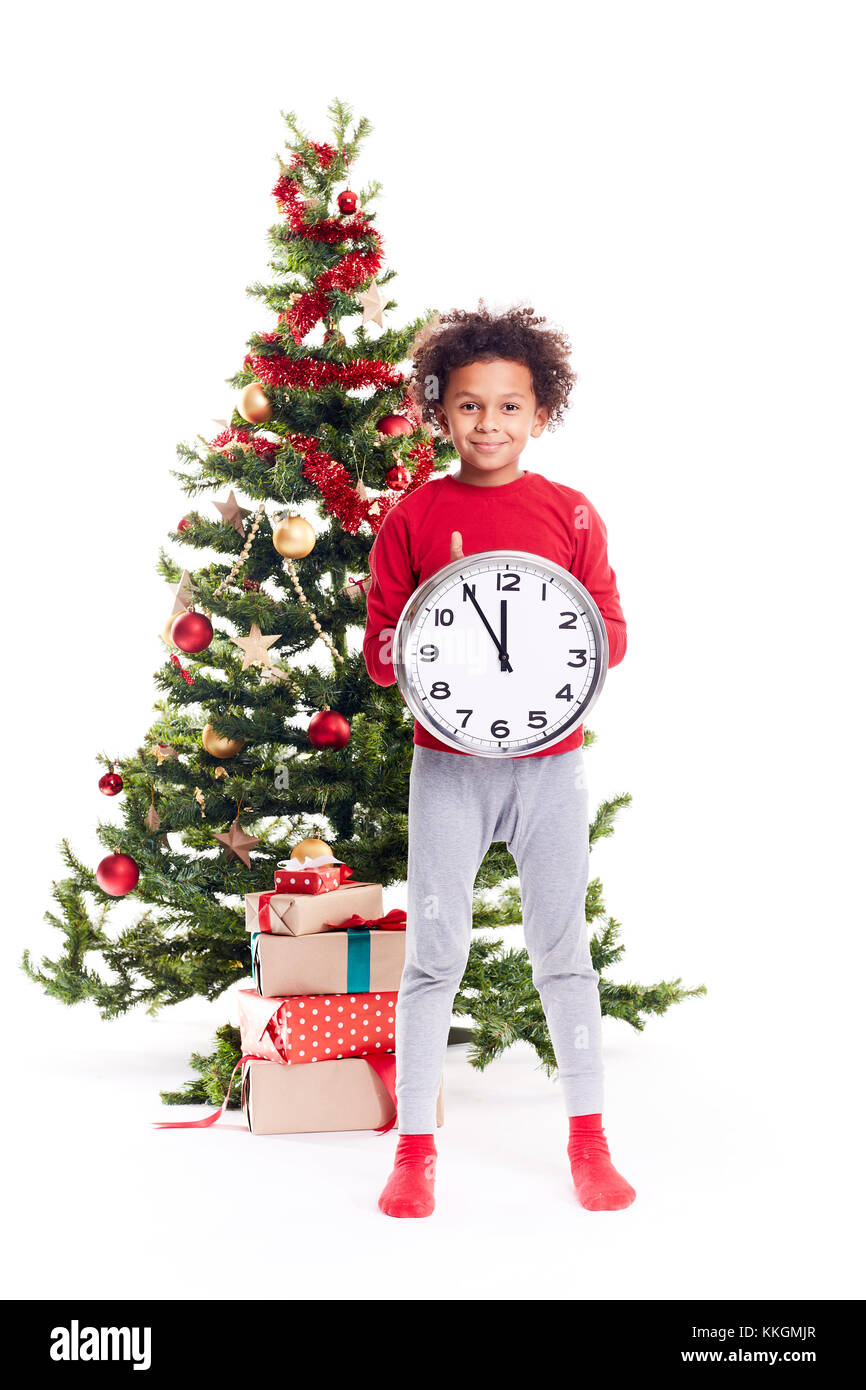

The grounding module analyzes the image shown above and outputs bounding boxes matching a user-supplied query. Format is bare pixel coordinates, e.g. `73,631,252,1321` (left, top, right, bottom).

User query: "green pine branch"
159,1025,244,1108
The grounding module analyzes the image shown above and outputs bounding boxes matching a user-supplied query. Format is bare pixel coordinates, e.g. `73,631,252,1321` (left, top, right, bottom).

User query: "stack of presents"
239,850,445,1135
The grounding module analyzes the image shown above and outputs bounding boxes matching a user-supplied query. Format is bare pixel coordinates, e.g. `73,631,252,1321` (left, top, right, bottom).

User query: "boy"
362,303,635,1217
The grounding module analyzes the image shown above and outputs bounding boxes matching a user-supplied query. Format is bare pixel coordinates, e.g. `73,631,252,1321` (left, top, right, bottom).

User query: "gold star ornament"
172,570,194,616
231,622,281,670
358,281,385,327
214,490,251,536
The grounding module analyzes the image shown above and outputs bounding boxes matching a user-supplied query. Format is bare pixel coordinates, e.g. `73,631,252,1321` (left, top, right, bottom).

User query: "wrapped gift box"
273,852,354,895
340,573,371,604
252,927,406,997
245,880,384,936
239,987,398,1065
241,1056,445,1136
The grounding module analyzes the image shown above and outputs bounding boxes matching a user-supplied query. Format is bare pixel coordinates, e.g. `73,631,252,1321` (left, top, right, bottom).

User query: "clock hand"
499,598,511,673
463,585,513,672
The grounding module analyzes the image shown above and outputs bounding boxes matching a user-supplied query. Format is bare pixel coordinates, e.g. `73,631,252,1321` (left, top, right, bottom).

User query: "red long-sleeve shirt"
362,468,627,757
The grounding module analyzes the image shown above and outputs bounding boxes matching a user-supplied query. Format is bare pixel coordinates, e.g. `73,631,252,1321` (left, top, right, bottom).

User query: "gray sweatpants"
396,743,604,1133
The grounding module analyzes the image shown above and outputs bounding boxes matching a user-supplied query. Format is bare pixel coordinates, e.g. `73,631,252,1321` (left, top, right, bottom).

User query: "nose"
477,411,502,432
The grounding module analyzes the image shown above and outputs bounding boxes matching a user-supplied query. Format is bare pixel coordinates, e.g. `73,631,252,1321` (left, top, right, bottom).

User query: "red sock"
568,1114,636,1211
378,1133,437,1218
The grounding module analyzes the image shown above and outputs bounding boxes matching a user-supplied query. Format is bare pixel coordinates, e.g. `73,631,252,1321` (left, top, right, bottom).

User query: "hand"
450,530,464,562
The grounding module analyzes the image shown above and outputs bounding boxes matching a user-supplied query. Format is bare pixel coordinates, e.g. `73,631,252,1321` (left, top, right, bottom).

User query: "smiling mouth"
472,441,505,449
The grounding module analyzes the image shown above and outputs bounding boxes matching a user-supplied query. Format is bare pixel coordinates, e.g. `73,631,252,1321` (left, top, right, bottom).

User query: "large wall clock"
392,549,609,757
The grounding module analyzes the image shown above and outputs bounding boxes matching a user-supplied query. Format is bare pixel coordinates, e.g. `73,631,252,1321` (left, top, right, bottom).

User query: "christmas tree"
23,99,704,1108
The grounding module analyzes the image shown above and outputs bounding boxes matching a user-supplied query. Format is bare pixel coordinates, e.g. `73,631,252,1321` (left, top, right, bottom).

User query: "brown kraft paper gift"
244,880,385,936
252,928,406,996
241,1057,445,1135
244,884,383,939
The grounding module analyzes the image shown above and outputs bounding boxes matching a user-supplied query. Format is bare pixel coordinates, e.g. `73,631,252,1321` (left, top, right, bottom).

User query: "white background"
2,0,864,1301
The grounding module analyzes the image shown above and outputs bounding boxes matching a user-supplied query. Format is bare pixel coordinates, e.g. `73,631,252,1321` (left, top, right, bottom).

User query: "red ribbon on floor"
152,1055,255,1130
152,1053,398,1134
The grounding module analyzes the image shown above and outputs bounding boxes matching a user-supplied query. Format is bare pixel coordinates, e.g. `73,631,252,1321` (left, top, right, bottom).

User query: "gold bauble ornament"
272,515,316,559
238,381,272,424
201,724,246,759
290,837,333,864
161,615,179,648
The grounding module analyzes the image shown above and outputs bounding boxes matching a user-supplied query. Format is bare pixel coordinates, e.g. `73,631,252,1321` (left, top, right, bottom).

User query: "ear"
530,405,551,438
432,402,451,437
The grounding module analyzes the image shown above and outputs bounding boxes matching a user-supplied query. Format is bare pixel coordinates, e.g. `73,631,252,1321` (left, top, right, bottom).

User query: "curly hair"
405,298,578,434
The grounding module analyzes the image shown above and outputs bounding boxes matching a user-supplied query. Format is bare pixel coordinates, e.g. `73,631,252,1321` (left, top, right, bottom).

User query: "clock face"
393,549,608,757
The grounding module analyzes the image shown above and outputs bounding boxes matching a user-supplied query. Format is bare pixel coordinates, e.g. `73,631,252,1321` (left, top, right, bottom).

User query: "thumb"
450,530,464,560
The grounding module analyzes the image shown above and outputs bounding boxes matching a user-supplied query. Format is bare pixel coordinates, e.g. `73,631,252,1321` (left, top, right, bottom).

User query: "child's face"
432,359,549,472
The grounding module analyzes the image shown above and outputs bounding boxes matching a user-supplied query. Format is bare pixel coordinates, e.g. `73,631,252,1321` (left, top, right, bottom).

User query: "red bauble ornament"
385,464,411,491
308,708,351,750
177,517,190,532
96,850,140,897
98,771,123,796
375,414,414,437
171,609,214,654
337,189,358,214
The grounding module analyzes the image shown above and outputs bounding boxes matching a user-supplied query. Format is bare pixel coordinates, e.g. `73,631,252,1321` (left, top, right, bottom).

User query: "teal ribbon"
251,926,373,993
250,931,260,984
346,927,372,992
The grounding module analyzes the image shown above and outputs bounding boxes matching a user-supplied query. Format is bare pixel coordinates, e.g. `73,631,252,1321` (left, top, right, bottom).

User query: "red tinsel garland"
243,351,403,392
207,154,436,535
286,431,436,535
270,169,384,343
304,143,337,168
170,653,194,686
209,426,281,460
205,416,434,535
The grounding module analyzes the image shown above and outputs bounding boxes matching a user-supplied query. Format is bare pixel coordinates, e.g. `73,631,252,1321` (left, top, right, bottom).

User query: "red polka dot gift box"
155,990,445,1137
238,988,397,1066
273,852,354,895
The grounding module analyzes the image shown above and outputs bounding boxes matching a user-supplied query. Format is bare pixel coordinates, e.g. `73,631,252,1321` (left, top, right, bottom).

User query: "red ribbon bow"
323,907,407,932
